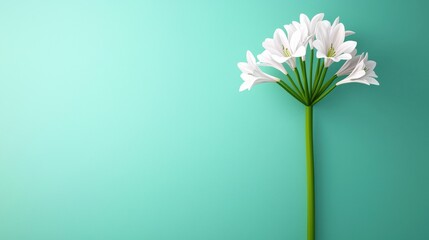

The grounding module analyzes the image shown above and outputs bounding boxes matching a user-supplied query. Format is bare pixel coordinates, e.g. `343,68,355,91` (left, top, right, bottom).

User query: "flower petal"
345,30,355,36
311,13,324,24
275,28,289,50
300,13,310,28
315,21,329,46
336,41,357,55
240,73,255,82
312,39,325,55
351,70,366,79
246,51,257,66
331,23,345,49
366,71,378,78
237,62,252,73
272,54,289,63
336,79,370,86
294,46,306,57
366,60,376,70
316,50,327,59
333,17,340,26
257,51,287,74
290,30,301,52
365,77,380,85
262,38,275,49
239,79,253,91
332,53,352,62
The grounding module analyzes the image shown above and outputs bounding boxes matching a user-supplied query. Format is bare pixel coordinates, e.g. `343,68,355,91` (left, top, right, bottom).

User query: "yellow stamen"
327,44,336,58
283,47,292,57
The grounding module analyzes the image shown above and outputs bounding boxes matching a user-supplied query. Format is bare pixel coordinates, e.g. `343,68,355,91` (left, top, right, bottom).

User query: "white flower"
313,21,357,67
285,13,324,49
262,28,306,69
257,50,287,75
336,53,379,86
238,51,279,92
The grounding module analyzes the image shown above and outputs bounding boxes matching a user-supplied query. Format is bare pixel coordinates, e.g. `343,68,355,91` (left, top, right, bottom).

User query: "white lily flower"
313,21,357,67
238,51,279,92
285,13,324,49
262,28,306,69
336,53,379,86
257,50,288,75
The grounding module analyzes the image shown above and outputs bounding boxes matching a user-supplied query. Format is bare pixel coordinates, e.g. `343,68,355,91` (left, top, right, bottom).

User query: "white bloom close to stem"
238,51,279,92
285,13,324,49
257,50,288,75
336,53,379,86
262,28,306,69
313,20,357,67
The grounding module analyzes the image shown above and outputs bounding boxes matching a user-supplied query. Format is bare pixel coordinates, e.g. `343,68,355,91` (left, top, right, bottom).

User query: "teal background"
0,1,427,239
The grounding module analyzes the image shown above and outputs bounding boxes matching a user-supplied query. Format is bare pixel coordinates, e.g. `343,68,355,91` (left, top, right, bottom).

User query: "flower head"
336,53,379,86
237,13,379,100
238,51,279,91
313,20,357,67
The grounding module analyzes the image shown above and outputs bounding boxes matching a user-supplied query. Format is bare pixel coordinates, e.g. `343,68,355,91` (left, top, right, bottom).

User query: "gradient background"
0,1,428,240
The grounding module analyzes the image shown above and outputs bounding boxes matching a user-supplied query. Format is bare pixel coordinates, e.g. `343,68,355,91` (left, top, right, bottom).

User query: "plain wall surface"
0,1,428,239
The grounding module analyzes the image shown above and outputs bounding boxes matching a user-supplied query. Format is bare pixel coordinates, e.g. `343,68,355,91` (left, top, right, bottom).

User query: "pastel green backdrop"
0,1,427,240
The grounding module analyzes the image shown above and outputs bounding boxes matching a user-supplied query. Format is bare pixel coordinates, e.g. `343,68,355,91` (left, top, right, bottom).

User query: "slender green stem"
315,75,338,100
277,81,306,105
312,85,336,106
305,106,315,240
286,74,304,100
294,68,307,104
314,58,321,81
309,50,314,92
312,68,328,102
299,58,309,102
312,60,324,94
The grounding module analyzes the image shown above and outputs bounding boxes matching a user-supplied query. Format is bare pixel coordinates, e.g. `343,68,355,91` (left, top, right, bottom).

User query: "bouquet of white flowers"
237,13,378,240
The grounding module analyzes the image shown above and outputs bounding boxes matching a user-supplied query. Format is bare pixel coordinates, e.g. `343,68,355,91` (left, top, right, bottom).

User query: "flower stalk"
306,105,315,240
299,58,310,102
294,68,307,104
309,49,314,90
313,67,328,99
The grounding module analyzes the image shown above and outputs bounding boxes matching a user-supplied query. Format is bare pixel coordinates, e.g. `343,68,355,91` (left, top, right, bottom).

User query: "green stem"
294,68,307,104
305,105,315,240
315,75,338,100
312,60,324,94
312,85,336,106
277,81,306,105
312,68,328,102
299,58,309,101
286,74,304,100
309,50,314,92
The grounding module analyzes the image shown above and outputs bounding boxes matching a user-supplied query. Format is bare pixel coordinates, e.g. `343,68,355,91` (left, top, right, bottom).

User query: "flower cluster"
238,13,379,105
